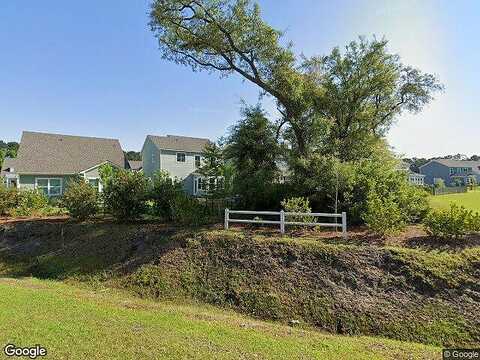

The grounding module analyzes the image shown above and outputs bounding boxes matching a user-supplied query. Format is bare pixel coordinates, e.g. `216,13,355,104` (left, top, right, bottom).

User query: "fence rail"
224,209,347,239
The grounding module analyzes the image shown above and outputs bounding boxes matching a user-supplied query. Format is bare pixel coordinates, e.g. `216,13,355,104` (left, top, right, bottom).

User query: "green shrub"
281,196,315,225
62,178,100,220
423,204,480,239
0,185,19,215
434,178,446,189
170,193,210,226
102,169,148,220
363,192,405,236
11,189,49,217
149,170,182,219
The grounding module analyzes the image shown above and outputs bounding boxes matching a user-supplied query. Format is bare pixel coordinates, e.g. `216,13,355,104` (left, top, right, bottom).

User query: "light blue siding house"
419,159,480,186
141,135,210,195
2,131,128,196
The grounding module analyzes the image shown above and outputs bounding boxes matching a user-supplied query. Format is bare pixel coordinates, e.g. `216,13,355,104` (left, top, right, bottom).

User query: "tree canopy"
149,0,443,160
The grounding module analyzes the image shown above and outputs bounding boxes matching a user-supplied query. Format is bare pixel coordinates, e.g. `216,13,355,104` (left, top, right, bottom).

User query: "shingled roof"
128,160,143,171
14,131,126,175
0,157,16,176
428,159,480,168
147,135,210,153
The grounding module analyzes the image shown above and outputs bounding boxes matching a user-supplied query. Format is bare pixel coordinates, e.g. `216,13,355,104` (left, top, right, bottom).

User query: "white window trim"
176,152,186,163
195,154,201,168
35,177,63,196
86,177,103,192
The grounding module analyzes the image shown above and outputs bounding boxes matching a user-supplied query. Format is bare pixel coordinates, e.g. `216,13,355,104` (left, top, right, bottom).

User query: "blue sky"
1,0,479,157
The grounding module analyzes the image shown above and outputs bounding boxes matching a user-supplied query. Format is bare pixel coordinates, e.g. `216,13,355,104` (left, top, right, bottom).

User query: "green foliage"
225,105,284,209
0,184,19,215
197,142,230,198
150,1,442,161
11,189,49,217
363,192,406,236
434,178,446,189
170,193,211,226
423,204,480,239
0,149,5,169
62,178,100,221
149,170,182,219
0,141,19,159
124,151,141,161
0,184,65,217
281,197,315,224
149,1,443,224
102,169,149,220
303,38,443,161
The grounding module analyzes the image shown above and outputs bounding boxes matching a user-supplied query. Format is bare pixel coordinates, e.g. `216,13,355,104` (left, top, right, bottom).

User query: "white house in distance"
398,161,425,186
141,134,210,195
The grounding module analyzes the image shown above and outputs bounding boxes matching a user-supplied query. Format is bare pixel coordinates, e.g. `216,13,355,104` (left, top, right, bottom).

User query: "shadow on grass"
0,219,184,281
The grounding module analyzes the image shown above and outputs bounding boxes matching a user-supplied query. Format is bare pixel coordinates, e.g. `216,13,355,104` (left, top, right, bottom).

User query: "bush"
170,193,211,226
102,169,148,220
11,189,49,217
149,170,182,219
62,178,100,220
423,204,480,239
362,192,405,236
281,197,315,225
434,178,446,189
0,185,19,215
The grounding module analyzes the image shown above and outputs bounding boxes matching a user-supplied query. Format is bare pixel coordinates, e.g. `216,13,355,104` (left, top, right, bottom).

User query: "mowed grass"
0,278,440,360
429,190,480,212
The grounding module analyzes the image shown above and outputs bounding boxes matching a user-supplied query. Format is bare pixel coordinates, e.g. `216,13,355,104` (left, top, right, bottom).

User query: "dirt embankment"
1,220,479,347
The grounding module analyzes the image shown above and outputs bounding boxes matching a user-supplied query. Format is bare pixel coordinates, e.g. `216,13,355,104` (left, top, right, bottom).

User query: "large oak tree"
149,0,443,161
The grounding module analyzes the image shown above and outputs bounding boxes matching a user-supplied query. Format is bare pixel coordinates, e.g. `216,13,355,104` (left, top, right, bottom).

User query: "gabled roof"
420,158,480,169
147,134,210,153
128,160,143,171
14,131,126,175
0,157,16,176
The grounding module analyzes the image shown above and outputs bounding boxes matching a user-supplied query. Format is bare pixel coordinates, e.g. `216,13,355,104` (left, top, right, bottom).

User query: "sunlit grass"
429,190,480,212
0,278,440,360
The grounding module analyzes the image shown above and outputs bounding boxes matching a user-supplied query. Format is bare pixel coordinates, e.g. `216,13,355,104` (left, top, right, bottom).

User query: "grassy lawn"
429,190,480,212
0,278,440,360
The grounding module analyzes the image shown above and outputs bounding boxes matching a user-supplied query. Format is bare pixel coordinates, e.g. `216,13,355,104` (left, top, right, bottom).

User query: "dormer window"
176,152,186,162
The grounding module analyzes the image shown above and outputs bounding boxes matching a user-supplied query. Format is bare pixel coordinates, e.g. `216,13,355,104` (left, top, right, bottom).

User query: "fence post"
341,212,347,239
280,210,285,234
224,208,229,230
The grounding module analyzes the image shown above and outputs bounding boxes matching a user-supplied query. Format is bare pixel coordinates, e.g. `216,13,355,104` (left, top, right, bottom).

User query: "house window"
195,155,201,168
198,178,204,190
176,152,186,162
87,178,101,192
36,178,62,196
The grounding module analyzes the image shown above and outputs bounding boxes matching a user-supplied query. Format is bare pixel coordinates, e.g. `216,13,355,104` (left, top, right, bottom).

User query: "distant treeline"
0,141,19,169
124,151,141,161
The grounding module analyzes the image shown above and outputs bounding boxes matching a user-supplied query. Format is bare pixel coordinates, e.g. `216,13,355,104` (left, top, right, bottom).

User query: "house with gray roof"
2,131,128,196
127,160,143,172
141,134,210,195
419,159,480,186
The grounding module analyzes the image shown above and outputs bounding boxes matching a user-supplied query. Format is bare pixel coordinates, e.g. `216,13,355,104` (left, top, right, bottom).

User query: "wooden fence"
224,209,347,239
